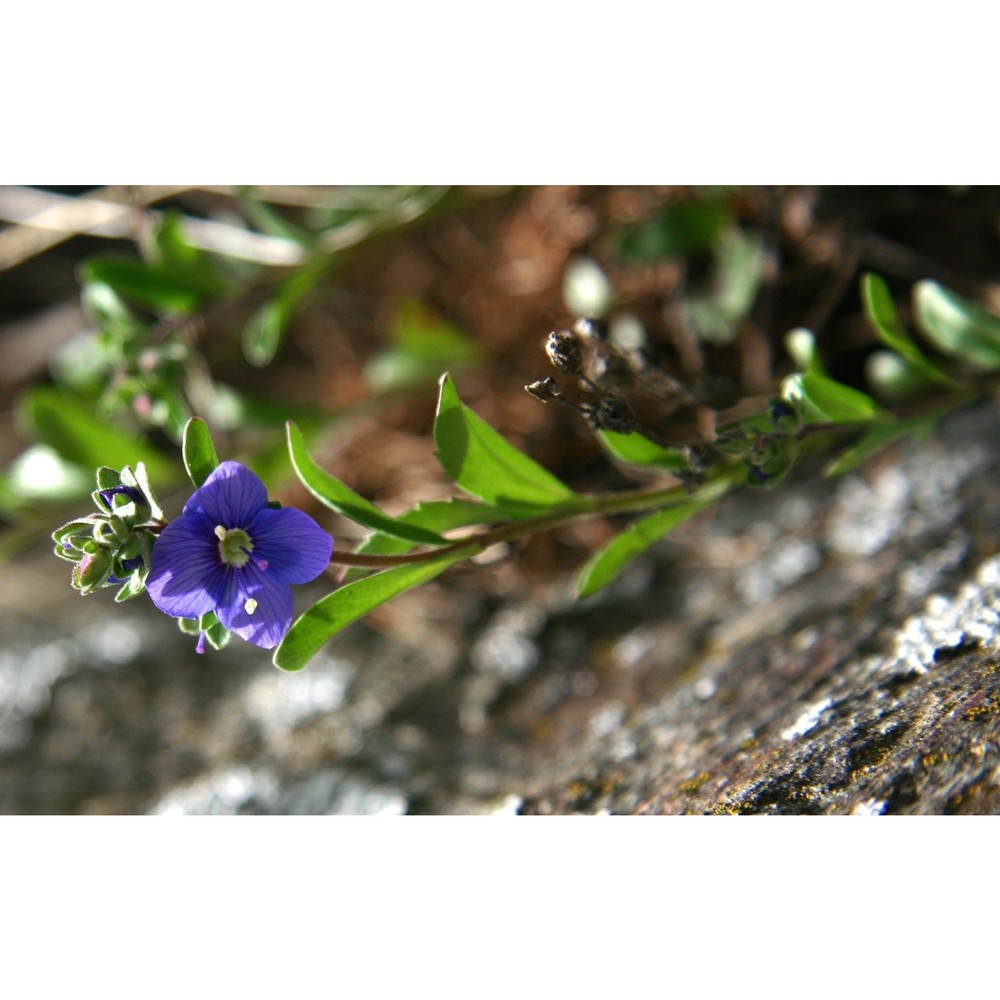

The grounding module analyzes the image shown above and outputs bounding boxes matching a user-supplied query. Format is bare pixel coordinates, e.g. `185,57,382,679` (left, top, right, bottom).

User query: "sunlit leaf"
286,421,446,545
782,372,885,424
597,430,688,472
912,280,1000,371
81,258,204,313
576,499,711,598
434,373,580,516
274,550,472,671
181,417,220,489
860,273,958,387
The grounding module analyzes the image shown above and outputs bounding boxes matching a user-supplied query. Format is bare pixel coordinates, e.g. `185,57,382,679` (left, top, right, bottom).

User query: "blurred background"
2,185,999,814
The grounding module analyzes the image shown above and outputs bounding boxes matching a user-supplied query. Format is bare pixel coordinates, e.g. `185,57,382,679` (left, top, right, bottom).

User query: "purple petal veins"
146,461,333,651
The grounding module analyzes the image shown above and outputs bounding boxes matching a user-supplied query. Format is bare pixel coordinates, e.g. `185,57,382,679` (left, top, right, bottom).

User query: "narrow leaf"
434,373,579,515
181,417,220,488
286,422,446,545
576,500,711,598
598,430,688,472
782,372,884,424
80,259,204,313
274,550,472,671
823,408,944,477
860,273,958,386
912,280,1000,371
20,387,179,485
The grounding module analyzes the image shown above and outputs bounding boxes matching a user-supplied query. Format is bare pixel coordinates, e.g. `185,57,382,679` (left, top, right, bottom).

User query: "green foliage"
286,421,447,545
597,430,689,472
20,385,180,491
274,550,472,671
912,280,1000,371
182,417,220,489
434,373,581,516
860,273,959,387
617,197,731,260
364,299,483,392
782,372,885,424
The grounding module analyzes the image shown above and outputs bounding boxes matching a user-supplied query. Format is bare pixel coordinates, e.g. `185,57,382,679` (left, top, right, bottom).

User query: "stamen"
214,525,227,541
257,559,269,570
244,597,258,615
195,631,207,654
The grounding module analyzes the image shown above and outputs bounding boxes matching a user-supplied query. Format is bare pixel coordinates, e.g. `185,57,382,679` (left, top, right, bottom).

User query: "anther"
244,598,258,615
214,525,226,541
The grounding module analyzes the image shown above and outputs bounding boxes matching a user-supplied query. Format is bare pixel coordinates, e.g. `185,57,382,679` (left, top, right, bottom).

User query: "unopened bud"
73,550,113,594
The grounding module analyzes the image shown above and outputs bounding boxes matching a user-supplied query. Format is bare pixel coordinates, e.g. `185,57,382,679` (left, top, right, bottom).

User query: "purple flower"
146,462,333,650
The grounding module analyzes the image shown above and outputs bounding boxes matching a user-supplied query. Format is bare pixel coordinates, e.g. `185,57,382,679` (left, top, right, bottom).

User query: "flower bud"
73,550,114,595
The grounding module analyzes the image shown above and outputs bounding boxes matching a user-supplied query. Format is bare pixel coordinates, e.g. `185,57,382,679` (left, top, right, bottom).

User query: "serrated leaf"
274,550,472,671
286,421,446,545
912,280,1000,371
782,372,885,425
597,430,688,472
181,417,220,489
434,373,579,516
860,273,959,387
575,499,711,598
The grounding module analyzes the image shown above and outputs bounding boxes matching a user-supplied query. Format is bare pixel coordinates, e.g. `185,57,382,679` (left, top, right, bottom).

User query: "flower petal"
215,564,294,649
183,461,268,528
246,506,334,584
146,512,227,619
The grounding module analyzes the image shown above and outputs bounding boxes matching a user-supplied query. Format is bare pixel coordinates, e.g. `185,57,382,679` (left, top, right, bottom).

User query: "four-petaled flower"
146,461,333,650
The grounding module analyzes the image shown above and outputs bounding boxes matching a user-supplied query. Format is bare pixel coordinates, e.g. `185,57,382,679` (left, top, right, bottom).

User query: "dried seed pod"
545,329,583,376
525,377,563,403
589,395,636,434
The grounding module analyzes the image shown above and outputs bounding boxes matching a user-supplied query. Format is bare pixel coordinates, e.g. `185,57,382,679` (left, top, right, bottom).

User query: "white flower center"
215,525,254,568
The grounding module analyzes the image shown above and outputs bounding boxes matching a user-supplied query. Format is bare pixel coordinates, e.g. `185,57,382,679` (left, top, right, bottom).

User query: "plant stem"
327,463,742,571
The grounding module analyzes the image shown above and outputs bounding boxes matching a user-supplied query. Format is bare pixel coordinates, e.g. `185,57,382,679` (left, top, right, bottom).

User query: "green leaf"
19,386,179,486
617,198,731,261
364,299,483,392
823,408,944,477
144,213,228,298
685,227,765,345
434,373,579,516
274,550,472,671
181,417,220,489
782,372,884,425
860,273,959,387
80,258,204,313
242,257,330,367
912,280,1000,371
597,430,688,472
576,498,713,598
286,421,446,545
